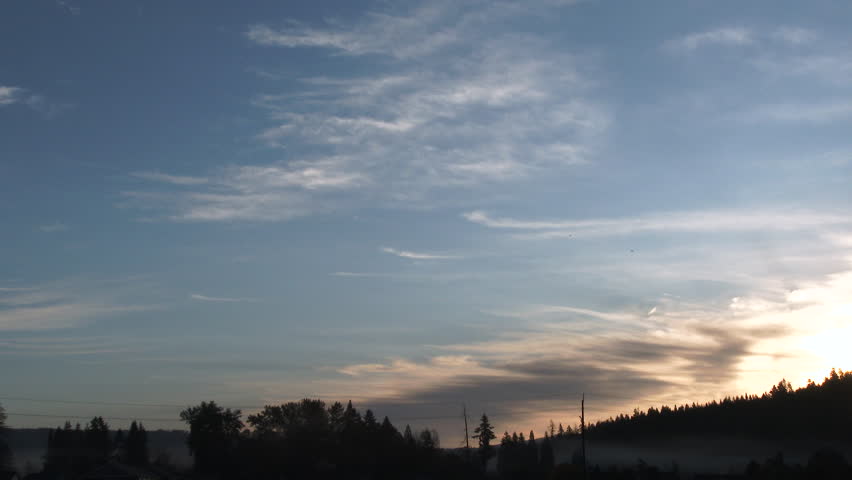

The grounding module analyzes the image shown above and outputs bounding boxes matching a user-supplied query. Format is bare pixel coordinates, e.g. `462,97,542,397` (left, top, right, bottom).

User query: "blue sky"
2,0,852,443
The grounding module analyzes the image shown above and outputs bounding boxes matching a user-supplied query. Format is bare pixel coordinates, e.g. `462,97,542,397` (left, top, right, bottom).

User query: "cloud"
0,336,143,357
772,27,817,45
666,27,753,52
132,171,209,186
0,85,70,117
463,208,851,238
740,101,852,124
246,2,469,60
666,25,818,54
486,305,639,325
313,231,852,439
0,86,25,106
323,265,845,435
190,293,256,303
39,222,68,233
125,159,365,221
381,246,459,260
121,1,605,223
56,0,81,16
326,305,792,432
329,271,382,278
0,279,155,331
750,53,852,86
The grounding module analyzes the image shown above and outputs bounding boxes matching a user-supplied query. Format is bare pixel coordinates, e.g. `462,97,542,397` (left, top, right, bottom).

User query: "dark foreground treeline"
38,418,150,477
3,370,852,479
179,399,483,479
588,368,852,441
5,400,485,479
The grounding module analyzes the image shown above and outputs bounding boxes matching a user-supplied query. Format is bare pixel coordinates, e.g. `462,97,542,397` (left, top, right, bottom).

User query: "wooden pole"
463,403,471,452
581,393,587,479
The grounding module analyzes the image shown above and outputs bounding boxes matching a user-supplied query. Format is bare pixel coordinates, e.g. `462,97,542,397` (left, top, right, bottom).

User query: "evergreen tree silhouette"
0,404,10,470
403,424,416,447
84,416,110,465
328,401,345,432
126,421,149,466
180,401,243,474
539,432,555,474
472,413,496,468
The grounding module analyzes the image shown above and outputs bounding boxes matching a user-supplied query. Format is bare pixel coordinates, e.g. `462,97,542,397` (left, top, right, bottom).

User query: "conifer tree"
540,433,555,473
0,404,10,470
472,413,496,467
403,425,416,447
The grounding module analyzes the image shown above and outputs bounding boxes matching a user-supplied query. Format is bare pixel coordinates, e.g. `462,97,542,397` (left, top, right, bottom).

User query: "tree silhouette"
0,404,10,470
84,416,111,465
403,424,416,447
472,413,496,468
180,401,243,473
126,421,148,466
586,369,852,443
539,432,555,474
418,429,438,450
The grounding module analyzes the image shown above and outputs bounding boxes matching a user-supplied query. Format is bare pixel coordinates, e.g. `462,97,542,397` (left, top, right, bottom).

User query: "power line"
5,412,178,423
3,409,465,424
0,396,191,409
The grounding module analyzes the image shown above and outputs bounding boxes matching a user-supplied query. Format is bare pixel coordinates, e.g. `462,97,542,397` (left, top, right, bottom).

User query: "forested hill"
588,368,852,441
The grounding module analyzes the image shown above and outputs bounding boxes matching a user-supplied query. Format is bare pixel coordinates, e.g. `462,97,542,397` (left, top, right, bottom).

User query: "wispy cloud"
329,271,381,278
750,53,852,85
464,208,850,238
246,2,471,60
486,304,641,325
772,26,818,45
56,0,81,16
39,222,68,233
0,336,144,357
666,27,753,52
0,85,70,117
0,279,155,331
666,25,819,53
124,1,603,222
380,246,459,260
740,101,852,124
124,157,370,221
0,85,25,106
190,293,256,303
132,171,209,186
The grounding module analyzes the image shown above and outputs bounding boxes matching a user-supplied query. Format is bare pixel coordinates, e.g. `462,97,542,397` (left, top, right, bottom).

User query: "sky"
2,0,852,445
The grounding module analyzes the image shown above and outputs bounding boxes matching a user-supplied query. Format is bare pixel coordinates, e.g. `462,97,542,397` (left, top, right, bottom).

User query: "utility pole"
580,393,587,480
463,403,471,453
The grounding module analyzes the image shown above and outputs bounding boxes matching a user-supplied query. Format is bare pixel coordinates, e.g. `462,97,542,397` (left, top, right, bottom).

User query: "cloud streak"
464,209,851,238
190,293,257,303
381,246,459,260
124,1,604,222
39,222,68,233
0,280,155,331
132,171,209,186
0,85,25,106
666,27,753,52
